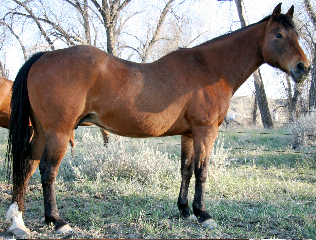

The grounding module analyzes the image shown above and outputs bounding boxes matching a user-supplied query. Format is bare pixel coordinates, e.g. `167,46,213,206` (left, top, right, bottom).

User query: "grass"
0,125,315,239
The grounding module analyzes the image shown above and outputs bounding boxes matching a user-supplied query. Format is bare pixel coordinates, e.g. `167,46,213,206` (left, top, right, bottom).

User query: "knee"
195,169,208,183
40,171,56,186
39,163,57,186
181,168,194,180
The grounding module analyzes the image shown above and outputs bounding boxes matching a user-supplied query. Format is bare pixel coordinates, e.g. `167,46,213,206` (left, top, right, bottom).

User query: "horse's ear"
272,3,282,20
286,5,294,19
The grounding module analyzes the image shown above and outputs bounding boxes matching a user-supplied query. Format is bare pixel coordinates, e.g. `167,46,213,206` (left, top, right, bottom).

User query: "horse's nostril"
297,62,305,71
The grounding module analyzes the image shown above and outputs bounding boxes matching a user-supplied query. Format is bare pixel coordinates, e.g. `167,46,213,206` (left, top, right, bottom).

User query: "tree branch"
13,0,55,50
13,12,78,45
141,0,175,62
0,20,27,60
303,0,316,29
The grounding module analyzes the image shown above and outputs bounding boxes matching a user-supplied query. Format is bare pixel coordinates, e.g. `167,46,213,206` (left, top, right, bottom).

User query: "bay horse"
6,4,310,235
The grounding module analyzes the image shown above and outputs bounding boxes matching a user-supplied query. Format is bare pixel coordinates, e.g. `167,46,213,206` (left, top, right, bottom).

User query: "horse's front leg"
178,134,196,220
192,125,218,229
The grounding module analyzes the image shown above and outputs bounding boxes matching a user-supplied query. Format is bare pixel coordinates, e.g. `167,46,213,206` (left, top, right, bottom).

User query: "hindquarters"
0,77,13,128
7,52,46,206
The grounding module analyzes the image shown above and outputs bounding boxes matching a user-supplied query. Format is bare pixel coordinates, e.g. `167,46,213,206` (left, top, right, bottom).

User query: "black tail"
6,52,46,185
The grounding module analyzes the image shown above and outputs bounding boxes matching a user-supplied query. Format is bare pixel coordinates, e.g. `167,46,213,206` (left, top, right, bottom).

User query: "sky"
1,0,315,99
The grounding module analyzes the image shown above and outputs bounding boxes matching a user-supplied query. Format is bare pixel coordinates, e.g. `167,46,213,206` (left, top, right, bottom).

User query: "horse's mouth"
290,70,308,84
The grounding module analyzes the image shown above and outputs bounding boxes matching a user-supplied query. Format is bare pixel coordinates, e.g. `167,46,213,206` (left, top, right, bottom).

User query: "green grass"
0,126,315,239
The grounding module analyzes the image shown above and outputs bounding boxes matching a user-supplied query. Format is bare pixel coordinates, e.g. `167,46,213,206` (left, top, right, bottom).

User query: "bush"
59,128,180,185
208,133,232,178
59,128,232,186
289,113,316,149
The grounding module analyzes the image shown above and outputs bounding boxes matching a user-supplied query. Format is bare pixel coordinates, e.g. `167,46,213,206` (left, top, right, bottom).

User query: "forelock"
259,14,297,34
276,14,297,31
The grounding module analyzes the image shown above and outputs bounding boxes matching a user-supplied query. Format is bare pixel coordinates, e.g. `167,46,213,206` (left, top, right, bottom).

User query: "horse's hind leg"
39,131,72,233
7,125,45,236
7,159,40,236
178,135,196,220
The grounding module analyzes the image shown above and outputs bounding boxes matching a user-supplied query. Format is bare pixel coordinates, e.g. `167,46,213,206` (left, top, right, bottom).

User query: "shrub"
60,129,232,186
208,133,232,180
289,113,316,149
59,128,180,185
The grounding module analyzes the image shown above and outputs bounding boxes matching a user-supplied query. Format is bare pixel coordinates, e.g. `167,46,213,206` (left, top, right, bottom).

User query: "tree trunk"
304,0,316,26
303,0,316,111
90,0,132,56
82,0,91,45
253,69,274,128
289,83,303,121
234,0,273,128
252,95,257,126
309,42,316,110
65,0,91,45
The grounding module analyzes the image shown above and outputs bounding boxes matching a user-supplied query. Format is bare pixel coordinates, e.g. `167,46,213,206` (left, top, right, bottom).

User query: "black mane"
260,14,297,31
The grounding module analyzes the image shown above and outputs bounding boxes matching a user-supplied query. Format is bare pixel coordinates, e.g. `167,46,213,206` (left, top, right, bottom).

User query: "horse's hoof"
6,203,30,236
184,214,198,221
56,224,73,234
201,218,218,229
8,226,30,236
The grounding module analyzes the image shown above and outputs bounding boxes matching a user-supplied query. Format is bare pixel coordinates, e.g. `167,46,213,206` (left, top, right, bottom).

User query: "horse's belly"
95,108,190,138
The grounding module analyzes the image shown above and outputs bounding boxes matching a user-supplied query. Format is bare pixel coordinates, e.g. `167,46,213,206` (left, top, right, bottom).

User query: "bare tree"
64,0,91,45
1,0,209,75
234,0,274,128
3,0,180,59
90,0,133,56
140,0,175,62
303,0,316,110
125,1,208,63
0,27,10,77
10,0,93,47
12,0,55,50
0,19,27,61
89,0,179,61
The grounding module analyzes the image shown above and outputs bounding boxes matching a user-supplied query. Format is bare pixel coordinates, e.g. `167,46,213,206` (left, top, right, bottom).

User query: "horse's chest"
187,88,231,126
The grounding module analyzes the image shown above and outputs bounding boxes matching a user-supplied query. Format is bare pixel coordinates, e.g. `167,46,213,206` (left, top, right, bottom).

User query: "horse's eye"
275,33,282,39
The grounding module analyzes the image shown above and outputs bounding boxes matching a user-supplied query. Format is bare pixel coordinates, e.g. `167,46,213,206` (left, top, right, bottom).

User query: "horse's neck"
197,21,267,94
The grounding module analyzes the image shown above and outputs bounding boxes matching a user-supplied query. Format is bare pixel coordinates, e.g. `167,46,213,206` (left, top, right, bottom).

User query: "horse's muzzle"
290,62,311,83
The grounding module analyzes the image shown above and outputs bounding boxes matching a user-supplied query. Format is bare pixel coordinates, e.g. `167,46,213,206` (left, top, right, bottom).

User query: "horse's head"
262,3,310,83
